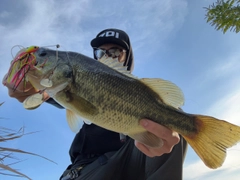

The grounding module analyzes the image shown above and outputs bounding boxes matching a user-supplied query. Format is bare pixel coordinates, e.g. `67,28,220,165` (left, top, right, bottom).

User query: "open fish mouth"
5,45,61,91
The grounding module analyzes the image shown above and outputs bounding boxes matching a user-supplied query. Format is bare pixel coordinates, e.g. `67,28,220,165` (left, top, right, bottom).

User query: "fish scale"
68,55,201,137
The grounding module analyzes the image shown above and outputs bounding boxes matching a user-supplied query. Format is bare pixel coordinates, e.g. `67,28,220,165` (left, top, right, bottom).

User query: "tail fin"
183,115,240,169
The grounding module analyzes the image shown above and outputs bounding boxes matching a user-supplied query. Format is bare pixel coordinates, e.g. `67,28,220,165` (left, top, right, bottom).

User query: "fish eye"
38,48,47,57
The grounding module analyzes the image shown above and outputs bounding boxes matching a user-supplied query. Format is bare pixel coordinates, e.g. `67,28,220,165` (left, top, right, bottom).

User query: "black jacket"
46,98,125,164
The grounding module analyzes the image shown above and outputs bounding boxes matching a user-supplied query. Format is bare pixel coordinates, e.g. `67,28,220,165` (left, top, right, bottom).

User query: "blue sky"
1,0,240,179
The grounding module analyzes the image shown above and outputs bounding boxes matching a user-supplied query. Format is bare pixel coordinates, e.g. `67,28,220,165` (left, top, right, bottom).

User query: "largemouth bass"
5,46,240,169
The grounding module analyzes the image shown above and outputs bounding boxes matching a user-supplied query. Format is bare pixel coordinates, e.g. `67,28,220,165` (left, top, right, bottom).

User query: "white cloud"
184,145,240,180
0,0,188,88
184,84,240,179
208,52,240,82
206,87,240,124
0,0,93,84
184,153,240,180
127,0,188,53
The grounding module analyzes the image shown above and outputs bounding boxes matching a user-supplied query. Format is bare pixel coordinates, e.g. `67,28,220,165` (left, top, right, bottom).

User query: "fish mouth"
5,46,39,90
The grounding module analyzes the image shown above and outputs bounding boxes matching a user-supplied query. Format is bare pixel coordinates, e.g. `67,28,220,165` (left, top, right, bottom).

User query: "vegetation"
0,102,55,179
205,0,240,33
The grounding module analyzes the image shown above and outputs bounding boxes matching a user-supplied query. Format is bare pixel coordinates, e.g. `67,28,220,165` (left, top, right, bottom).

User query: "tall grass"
0,102,55,179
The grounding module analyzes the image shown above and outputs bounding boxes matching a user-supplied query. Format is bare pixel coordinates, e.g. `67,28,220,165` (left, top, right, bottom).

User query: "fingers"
8,88,38,102
135,119,180,157
3,73,40,102
140,119,180,147
135,140,164,157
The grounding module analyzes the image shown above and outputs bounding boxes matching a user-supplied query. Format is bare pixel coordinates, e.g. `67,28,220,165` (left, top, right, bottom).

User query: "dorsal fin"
98,56,136,78
140,78,184,108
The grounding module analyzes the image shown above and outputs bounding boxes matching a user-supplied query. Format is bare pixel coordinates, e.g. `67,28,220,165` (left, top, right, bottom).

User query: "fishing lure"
6,46,39,90
5,44,60,90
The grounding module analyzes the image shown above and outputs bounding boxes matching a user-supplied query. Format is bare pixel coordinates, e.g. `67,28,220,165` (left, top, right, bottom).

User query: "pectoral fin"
68,93,99,117
55,91,97,132
128,131,163,148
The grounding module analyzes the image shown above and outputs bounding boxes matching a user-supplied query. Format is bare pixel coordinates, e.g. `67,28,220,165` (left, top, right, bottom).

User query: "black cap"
90,28,134,72
91,29,130,50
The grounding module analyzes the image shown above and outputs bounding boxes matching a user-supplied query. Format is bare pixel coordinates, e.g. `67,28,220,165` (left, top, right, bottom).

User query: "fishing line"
39,44,60,69
39,44,70,87
41,44,60,48
9,44,71,89
40,44,60,63
39,44,60,64
60,45,75,69
56,44,60,63
55,44,73,71
50,44,73,68
11,45,25,59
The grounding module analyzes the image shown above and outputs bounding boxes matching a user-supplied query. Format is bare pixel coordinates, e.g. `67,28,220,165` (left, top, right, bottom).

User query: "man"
2,28,187,180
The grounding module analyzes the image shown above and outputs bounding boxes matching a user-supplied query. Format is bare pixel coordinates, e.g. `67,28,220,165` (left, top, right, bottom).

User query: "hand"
135,119,180,157
2,74,49,102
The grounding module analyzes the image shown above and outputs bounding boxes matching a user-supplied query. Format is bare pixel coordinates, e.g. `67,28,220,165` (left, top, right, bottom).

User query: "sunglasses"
94,48,126,60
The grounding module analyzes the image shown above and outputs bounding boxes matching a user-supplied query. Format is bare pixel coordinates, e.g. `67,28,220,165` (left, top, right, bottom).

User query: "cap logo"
98,31,119,39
